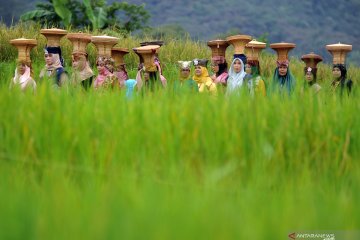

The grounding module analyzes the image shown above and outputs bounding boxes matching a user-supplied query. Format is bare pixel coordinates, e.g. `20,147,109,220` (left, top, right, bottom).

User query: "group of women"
9,31,354,98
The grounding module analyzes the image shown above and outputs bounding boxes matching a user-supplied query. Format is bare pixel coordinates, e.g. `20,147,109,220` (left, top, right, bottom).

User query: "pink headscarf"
94,67,113,88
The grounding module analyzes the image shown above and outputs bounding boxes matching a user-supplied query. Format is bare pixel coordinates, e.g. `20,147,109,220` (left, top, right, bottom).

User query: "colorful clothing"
247,75,266,96
192,66,217,95
40,46,68,87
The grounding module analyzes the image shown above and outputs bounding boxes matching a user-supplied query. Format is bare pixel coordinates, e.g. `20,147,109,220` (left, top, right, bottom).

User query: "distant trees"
20,0,150,33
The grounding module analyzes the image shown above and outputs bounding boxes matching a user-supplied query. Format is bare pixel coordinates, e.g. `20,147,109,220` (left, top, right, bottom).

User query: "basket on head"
326,43,352,65
226,35,252,54
112,47,129,66
40,28,68,47
245,39,266,61
270,42,296,62
301,52,323,69
91,35,119,58
133,45,161,72
10,38,37,66
67,33,92,56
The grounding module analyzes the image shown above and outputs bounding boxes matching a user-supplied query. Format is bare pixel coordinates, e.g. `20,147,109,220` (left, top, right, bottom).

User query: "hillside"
1,0,360,64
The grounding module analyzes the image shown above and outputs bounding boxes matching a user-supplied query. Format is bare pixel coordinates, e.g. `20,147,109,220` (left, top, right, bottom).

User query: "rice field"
0,23,360,240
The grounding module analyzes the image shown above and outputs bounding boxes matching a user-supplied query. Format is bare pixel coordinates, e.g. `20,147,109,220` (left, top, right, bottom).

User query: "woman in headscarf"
71,53,94,90
39,47,68,88
226,57,247,96
302,67,321,94
244,60,266,96
271,59,296,95
330,64,353,96
270,43,296,96
10,60,36,92
114,64,129,89
326,43,353,96
174,61,198,94
210,56,229,86
301,52,322,95
93,56,117,89
192,59,217,95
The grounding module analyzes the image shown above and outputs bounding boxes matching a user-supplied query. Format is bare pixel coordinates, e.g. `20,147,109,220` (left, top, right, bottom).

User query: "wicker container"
40,28,67,47
245,40,266,61
301,52,323,68
112,47,129,66
226,35,252,54
133,45,161,72
67,33,92,55
91,35,119,58
207,39,229,58
270,42,296,61
10,38,37,64
326,43,352,65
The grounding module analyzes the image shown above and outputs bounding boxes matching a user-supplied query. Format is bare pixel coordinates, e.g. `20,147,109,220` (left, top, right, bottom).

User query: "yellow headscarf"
193,66,212,84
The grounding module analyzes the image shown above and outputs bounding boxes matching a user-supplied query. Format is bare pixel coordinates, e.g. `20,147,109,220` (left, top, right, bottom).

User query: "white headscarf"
226,58,246,95
13,65,35,90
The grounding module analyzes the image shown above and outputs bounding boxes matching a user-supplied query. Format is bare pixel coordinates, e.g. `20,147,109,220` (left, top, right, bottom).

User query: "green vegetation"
1,0,360,64
1,24,360,240
19,0,150,33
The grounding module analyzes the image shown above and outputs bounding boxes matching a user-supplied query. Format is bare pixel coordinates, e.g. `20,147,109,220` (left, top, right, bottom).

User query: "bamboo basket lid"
140,41,164,47
133,45,161,53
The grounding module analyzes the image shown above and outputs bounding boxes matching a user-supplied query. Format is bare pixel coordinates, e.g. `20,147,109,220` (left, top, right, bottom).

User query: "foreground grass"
1,80,360,239
1,23,360,239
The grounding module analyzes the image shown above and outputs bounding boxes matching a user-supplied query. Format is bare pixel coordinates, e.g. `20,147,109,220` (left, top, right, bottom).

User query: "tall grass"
0,23,360,239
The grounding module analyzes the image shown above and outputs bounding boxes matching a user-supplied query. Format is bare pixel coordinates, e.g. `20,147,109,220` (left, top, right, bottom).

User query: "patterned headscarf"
276,60,289,68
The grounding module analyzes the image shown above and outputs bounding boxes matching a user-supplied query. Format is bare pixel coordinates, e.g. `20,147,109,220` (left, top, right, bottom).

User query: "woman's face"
305,71,314,82
233,60,242,73
195,66,202,76
332,67,342,79
72,55,85,70
211,63,219,74
45,53,54,66
17,63,26,75
181,68,190,78
245,63,252,74
143,72,150,81
279,66,288,76
97,60,106,73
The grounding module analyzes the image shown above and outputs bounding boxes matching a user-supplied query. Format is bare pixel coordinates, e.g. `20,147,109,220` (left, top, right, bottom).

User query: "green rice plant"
0,23,360,240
